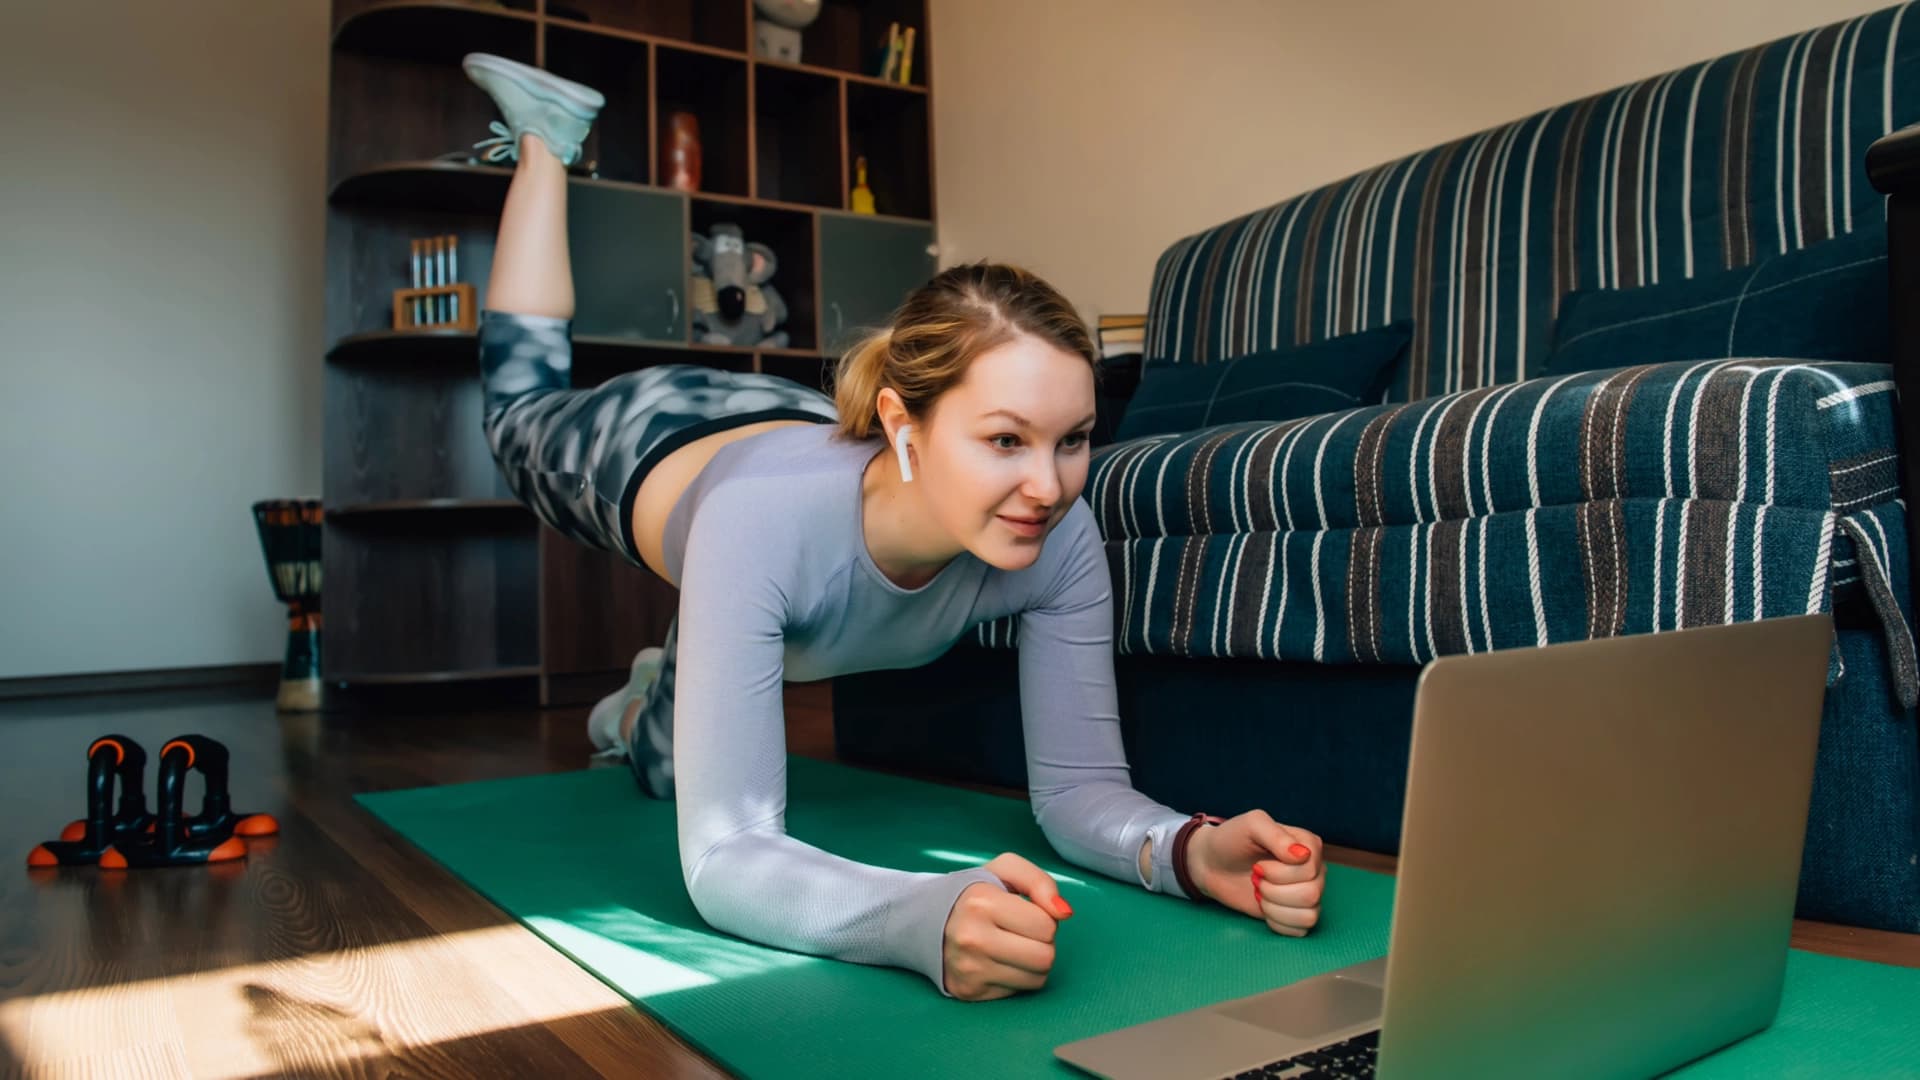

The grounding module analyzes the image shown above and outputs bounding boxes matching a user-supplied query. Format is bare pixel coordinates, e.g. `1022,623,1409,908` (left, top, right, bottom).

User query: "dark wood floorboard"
1,680,1915,1077
0,684,742,1079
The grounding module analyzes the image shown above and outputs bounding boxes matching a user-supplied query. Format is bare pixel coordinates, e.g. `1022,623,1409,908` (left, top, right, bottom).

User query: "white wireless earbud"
894,424,915,483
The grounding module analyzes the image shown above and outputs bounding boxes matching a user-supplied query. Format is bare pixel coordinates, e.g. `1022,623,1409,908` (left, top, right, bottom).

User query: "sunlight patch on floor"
0,923,620,1077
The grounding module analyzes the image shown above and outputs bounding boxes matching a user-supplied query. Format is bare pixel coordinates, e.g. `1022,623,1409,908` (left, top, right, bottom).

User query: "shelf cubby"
817,210,935,355
333,1,538,60
545,25,652,185
802,0,927,87
325,518,540,678
690,198,817,352
326,206,498,341
846,81,930,220
754,65,843,208
656,46,751,198
540,525,679,680
568,182,690,342
547,0,748,53
322,362,507,507
328,27,534,183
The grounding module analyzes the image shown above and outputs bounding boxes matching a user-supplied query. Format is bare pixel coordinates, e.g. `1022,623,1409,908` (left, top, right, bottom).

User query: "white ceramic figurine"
753,0,822,63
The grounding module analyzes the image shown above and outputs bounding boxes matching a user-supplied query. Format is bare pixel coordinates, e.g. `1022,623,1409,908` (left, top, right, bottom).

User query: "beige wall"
0,2,328,679
929,0,1895,324
0,0,1893,680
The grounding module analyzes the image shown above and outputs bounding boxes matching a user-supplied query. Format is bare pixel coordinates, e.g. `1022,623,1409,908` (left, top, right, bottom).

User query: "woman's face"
917,335,1097,571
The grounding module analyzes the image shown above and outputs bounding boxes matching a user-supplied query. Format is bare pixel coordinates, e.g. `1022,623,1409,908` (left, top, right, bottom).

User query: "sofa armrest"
1866,125,1920,613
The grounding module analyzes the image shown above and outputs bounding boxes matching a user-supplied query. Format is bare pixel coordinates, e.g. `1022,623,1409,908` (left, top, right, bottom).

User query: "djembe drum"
251,499,324,711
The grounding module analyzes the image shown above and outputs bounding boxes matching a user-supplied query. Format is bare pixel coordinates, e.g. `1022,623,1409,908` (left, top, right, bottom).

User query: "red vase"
662,111,702,192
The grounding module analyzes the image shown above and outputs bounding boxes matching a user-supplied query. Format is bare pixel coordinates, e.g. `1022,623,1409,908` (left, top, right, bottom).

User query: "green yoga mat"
358,757,1920,1078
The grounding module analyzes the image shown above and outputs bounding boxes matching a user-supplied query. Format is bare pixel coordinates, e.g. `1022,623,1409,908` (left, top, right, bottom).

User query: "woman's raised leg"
462,51,603,317
466,53,620,554
461,56,681,779
487,133,575,319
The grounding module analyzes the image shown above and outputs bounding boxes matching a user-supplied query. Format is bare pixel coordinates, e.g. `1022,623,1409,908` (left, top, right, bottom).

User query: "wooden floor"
2,683,1916,1078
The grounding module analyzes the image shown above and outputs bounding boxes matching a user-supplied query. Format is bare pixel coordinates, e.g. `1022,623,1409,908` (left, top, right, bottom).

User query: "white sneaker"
462,52,605,166
587,646,665,758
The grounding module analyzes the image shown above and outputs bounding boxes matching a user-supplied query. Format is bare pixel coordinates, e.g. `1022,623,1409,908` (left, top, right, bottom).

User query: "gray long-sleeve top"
659,422,1197,996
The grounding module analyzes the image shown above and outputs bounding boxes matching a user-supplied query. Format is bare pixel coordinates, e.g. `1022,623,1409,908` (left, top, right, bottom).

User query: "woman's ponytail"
832,328,893,440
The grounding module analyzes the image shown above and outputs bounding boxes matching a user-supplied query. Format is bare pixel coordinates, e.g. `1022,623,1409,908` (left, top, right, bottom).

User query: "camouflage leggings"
479,309,837,798
478,309,838,568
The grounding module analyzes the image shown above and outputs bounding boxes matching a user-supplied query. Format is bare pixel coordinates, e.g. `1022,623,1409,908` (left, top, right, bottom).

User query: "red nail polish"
1288,843,1310,860
1052,896,1073,918
1253,865,1265,881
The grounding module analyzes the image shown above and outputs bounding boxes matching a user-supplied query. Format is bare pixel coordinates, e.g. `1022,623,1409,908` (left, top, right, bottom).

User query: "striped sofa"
835,4,1920,933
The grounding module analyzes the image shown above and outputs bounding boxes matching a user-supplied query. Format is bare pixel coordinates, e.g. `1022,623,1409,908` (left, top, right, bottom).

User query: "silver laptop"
1056,614,1832,1080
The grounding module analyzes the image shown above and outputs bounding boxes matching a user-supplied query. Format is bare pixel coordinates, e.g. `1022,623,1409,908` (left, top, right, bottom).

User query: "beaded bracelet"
1171,812,1225,901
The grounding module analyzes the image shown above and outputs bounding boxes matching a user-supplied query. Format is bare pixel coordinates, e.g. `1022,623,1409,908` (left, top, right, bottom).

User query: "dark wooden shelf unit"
324,0,935,697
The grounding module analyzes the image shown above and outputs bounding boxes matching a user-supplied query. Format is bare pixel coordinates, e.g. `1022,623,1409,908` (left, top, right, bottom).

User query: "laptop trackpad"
1214,976,1383,1039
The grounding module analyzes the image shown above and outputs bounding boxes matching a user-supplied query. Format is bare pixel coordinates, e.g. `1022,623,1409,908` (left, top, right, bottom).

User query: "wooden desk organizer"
392,283,477,332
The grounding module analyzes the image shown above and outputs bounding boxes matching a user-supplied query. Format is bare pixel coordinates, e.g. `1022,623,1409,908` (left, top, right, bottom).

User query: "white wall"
0,2,328,679
929,0,1897,323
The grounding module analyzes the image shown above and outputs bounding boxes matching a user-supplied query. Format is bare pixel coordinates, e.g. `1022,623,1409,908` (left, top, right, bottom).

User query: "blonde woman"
463,53,1327,1002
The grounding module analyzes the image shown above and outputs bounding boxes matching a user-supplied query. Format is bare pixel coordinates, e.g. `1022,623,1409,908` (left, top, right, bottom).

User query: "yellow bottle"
851,155,876,214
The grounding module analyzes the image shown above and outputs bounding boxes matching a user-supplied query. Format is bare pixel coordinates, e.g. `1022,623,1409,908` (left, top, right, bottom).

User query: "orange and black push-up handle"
25,735,156,868
99,735,279,869
26,733,279,870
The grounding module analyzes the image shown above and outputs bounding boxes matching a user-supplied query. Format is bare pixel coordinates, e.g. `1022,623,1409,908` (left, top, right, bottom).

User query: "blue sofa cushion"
976,360,1918,706
1114,322,1412,442
1544,221,1890,378
975,495,1915,707
1086,360,1899,537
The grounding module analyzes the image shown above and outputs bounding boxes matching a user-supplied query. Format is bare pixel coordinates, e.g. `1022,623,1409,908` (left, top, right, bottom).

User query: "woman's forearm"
682,823,999,995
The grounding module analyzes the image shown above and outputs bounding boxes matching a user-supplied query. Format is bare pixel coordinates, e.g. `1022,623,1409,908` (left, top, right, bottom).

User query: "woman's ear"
874,386,910,443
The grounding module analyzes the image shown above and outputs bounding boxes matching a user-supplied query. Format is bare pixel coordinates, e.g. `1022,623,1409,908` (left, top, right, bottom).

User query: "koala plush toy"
690,223,789,348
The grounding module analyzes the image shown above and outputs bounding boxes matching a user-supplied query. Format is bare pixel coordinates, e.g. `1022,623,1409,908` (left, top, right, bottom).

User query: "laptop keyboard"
1225,1029,1379,1079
